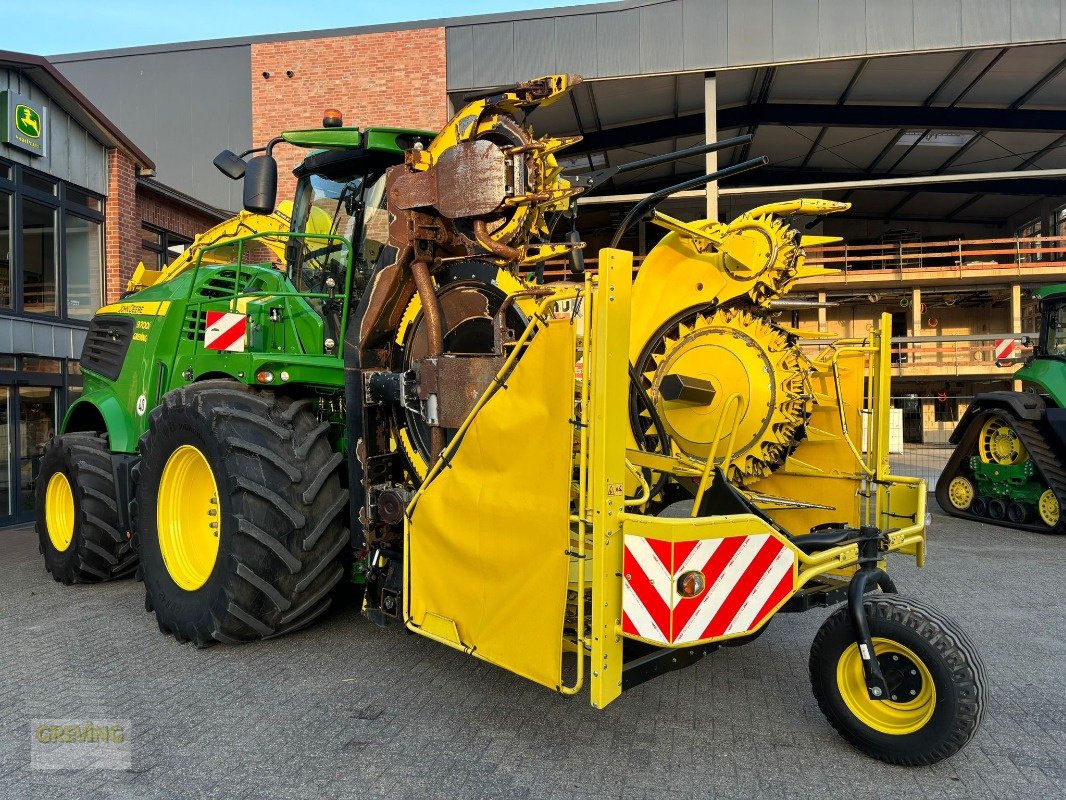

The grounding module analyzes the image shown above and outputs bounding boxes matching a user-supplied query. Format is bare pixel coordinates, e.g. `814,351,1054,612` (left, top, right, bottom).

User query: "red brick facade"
103,151,225,303
139,187,221,248
250,28,449,200
104,150,140,302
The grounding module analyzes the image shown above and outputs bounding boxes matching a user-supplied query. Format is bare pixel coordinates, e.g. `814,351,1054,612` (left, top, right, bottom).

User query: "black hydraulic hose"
608,156,769,249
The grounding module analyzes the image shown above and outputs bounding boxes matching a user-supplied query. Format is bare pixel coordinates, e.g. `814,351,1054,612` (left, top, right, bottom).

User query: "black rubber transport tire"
35,432,136,584
809,594,985,766
134,383,349,646
970,497,988,517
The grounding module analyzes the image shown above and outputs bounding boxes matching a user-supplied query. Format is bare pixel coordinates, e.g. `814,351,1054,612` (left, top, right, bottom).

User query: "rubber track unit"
36,432,138,583
134,383,350,646
810,594,986,766
935,409,1066,534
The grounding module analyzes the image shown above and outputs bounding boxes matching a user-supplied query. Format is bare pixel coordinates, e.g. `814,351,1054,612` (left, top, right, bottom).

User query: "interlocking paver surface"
1,507,1063,799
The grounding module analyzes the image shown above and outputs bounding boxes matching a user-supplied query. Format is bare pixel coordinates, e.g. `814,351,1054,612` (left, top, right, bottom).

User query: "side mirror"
243,154,278,215
213,149,247,180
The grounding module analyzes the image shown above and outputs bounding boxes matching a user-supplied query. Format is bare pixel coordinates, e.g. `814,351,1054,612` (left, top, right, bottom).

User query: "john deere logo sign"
16,105,41,139
1,91,47,157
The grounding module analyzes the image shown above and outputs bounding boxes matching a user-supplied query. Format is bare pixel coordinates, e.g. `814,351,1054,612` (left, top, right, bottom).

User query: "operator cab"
287,148,395,306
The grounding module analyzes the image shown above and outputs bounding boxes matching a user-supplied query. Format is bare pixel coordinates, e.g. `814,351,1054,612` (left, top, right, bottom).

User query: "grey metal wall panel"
640,2,684,74
54,45,252,211
555,14,599,79
819,0,868,58
727,0,773,66
596,9,642,77
472,22,516,87
868,0,916,53
1012,0,1061,41
915,0,962,50
772,0,819,62
446,27,475,89
681,0,728,71
0,68,107,193
960,0,1012,46
514,19,558,79
0,315,84,358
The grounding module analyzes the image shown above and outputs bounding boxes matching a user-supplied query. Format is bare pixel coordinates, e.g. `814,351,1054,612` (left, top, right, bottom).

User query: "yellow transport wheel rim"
1038,489,1060,528
45,472,75,552
157,444,221,591
947,476,975,511
979,417,1028,465
837,637,936,735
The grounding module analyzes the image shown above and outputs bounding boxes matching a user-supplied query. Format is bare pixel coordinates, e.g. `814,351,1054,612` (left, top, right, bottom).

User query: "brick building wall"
139,186,222,246
250,28,449,200
104,149,227,303
103,150,141,303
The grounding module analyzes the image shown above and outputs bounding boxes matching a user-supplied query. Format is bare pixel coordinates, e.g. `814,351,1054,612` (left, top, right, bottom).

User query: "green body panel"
1032,283,1066,300
1017,358,1066,405
65,259,346,453
282,126,436,152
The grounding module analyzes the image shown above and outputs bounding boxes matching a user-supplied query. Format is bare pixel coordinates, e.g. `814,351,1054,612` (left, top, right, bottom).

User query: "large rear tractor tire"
35,433,136,584
134,384,349,646
809,594,985,765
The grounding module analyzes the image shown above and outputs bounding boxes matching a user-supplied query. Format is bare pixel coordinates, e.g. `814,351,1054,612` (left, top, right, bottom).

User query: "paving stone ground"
1,506,1063,799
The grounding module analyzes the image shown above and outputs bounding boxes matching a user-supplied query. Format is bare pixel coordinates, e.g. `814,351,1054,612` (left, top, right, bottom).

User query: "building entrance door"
0,359,70,526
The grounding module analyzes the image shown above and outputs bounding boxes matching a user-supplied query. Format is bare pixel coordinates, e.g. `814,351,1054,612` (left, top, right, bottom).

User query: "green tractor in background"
936,283,1066,534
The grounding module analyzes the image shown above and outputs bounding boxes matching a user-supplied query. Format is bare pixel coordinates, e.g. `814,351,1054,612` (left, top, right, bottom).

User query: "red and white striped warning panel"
994,338,1016,361
622,533,797,645
204,311,248,352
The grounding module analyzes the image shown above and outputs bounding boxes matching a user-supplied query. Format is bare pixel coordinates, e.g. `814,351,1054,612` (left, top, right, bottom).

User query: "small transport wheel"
986,498,1006,521
35,432,136,584
970,496,988,517
810,594,985,766
134,383,350,646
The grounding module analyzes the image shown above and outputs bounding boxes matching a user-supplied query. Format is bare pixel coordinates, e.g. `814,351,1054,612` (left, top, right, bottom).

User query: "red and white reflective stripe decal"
622,532,796,645
994,338,1016,360
204,311,247,352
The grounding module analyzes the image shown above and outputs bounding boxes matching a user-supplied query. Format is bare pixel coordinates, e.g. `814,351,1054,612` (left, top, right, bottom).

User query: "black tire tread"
135,383,349,646
36,432,136,584
809,593,986,766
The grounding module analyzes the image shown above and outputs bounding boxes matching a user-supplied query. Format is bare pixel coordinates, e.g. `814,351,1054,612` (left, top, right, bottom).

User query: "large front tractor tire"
35,433,137,584
134,384,349,646
809,594,985,765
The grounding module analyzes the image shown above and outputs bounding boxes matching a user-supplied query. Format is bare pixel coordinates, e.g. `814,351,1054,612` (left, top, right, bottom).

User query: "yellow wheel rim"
947,476,974,511
979,417,1028,465
157,445,221,591
45,471,75,552
837,637,936,735
1038,489,1060,528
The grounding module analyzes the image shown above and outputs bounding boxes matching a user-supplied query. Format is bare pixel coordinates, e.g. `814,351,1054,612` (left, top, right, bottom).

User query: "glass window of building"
64,216,103,318
0,158,105,322
141,224,192,269
21,198,57,316
0,192,10,308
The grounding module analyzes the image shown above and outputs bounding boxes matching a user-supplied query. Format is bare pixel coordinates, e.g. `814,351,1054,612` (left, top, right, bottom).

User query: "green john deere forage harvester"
936,284,1066,534
34,77,988,765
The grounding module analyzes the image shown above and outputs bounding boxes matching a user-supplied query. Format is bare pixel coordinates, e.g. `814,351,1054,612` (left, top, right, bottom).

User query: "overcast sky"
0,0,602,56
